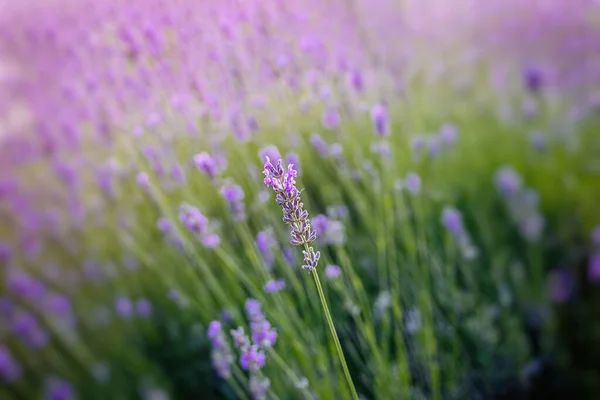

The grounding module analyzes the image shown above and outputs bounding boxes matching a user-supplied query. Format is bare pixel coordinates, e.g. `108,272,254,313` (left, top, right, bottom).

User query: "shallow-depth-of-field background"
1,1,600,399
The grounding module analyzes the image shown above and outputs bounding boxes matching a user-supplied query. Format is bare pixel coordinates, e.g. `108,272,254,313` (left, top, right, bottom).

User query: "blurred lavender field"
1,1,600,399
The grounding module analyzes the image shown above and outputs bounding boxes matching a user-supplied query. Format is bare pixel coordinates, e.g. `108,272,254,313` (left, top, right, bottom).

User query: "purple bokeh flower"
194,152,218,179
442,207,464,236
136,298,153,318
114,296,133,319
325,264,341,279
264,279,286,293
494,166,523,197
371,104,390,136
240,344,266,372
405,172,421,195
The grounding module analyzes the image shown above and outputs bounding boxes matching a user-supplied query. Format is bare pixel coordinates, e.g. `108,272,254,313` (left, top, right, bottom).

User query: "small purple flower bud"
350,70,364,92
157,217,172,233
136,298,153,317
221,184,245,203
325,265,341,279
263,279,286,293
405,172,421,195
312,214,329,237
371,104,390,136
494,166,523,197
240,344,266,371
245,299,262,319
329,143,343,158
439,123,458,145
202,234,220,248
194,153,218,179
114,296,133,319
208,320,222,341
442,207,464,236
523,65,543,94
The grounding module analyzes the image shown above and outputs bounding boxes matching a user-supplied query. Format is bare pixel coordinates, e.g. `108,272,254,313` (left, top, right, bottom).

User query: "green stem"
307,245,359,400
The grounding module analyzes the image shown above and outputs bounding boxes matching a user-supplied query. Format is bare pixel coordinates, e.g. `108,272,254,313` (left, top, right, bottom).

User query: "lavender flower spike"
263,157,319,271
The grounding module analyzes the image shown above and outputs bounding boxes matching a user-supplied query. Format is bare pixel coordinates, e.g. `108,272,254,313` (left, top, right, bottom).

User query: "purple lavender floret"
245,299,278,348
207,320,234,379
114,296,133,319
494,166,523,197
523,65,543,94
264,279,285,293
371,104,390,137
136,298,153,318
325,264,341,279
194,152,218,179
438,123,458,145
221,183,246,222
442,207,464,236
240,344,266,372
405,172,422,195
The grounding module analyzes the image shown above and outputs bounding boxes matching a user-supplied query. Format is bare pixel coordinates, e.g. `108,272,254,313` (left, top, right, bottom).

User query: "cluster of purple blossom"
178,203,220,248
208,299,277,400
494,166,545,242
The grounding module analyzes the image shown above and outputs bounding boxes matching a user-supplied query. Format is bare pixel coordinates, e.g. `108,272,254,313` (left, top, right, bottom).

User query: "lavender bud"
194,153,218,179
264,279,286,293
371,104,390,136
325,264,341,279
405,172,421,195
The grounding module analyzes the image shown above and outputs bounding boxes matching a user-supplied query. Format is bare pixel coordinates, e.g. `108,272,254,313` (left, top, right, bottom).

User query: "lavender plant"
263,157,359,399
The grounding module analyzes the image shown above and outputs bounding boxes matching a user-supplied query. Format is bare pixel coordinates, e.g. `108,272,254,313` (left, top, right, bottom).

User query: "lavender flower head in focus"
262,157,320,272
